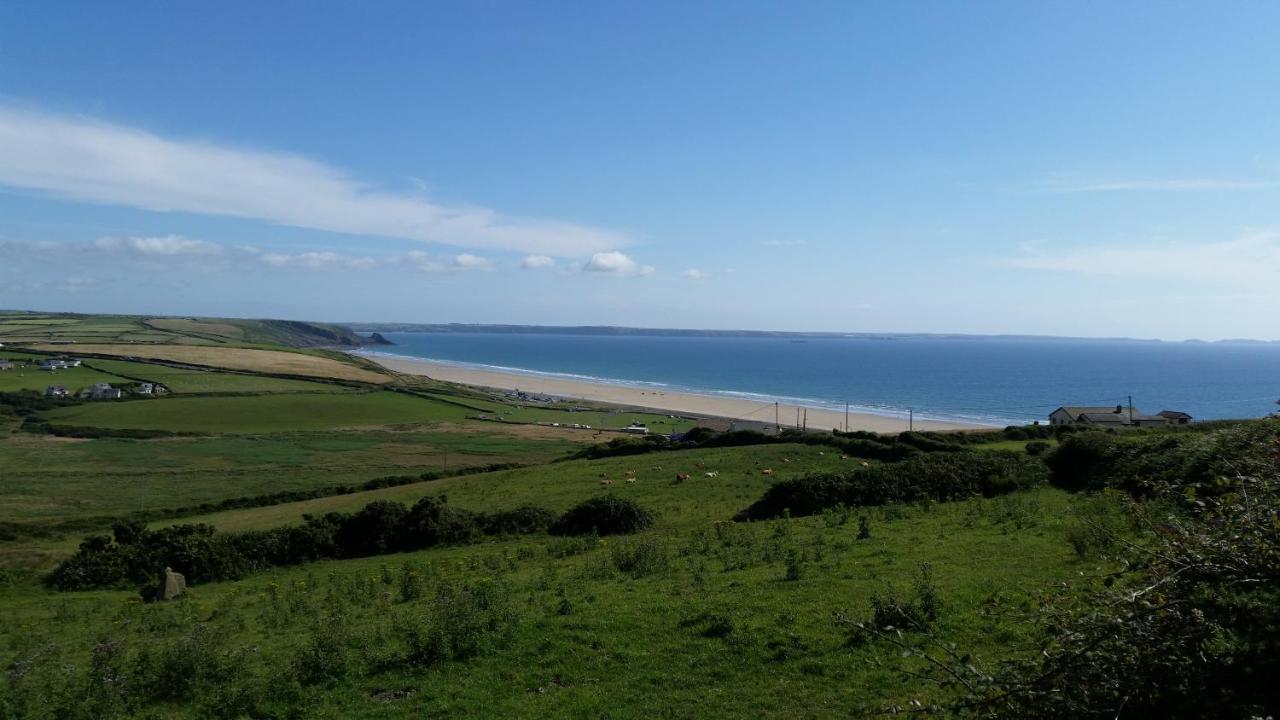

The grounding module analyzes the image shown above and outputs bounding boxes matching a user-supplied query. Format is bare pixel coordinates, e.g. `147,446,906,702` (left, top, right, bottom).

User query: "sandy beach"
362,353,985,433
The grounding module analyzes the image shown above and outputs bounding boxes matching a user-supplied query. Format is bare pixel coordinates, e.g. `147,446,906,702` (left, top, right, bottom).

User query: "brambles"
47,496,557,592
735,452,1047,520
550,496,655,537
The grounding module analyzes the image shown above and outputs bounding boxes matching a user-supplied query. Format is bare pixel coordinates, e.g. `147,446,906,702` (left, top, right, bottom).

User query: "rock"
154,566,186,601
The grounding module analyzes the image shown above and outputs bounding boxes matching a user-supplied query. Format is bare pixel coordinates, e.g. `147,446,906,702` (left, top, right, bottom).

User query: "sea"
365,332,1280,427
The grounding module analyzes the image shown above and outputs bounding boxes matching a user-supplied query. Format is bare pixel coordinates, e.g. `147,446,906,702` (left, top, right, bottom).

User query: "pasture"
40,391,476,433
28,344,391,383
0,481,1086,718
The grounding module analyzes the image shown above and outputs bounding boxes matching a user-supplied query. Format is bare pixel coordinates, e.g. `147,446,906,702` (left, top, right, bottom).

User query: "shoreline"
359,352,990,433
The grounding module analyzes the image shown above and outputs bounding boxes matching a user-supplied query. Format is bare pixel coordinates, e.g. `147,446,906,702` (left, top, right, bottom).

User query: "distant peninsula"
343,323,1278,344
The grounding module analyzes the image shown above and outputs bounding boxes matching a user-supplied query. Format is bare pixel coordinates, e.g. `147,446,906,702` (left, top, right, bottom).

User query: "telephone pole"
844,402,849,433
775,402,780,433
1128,395,1133,424
908,408,914,432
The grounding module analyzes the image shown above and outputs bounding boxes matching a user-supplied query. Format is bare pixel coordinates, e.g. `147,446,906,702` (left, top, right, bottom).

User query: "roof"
1078,412,1130,425
1158,410,1192,419
1052,406,1124,417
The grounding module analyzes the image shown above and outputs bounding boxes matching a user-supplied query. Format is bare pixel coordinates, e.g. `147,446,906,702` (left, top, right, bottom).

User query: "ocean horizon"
362,332,1280,426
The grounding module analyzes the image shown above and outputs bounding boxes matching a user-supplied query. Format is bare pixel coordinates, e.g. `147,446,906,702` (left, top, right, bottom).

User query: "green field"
158,443,852,533
83,358,351,394
40,391,477,433
0,363,129,393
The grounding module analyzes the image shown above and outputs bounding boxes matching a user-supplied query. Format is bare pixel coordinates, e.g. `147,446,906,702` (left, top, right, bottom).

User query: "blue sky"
1,1,1278,340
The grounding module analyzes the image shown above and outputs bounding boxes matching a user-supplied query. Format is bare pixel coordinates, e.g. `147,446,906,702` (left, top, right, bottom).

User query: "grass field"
159,443,853,533
29,344,391,383
82,358,351,394
0,363,130,393
0,481,1087,718
40,391,479,433
0,430,580,528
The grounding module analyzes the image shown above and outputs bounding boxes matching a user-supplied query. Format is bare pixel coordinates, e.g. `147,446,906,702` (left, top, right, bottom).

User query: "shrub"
397,580,516,666
735,451,1047,521
609,537,669,578
550,496,655,536
1024,440,1051,457
482,505,557,535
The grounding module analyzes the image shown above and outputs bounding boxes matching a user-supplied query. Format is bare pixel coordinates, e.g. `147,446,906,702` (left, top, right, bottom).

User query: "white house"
45,385,69,397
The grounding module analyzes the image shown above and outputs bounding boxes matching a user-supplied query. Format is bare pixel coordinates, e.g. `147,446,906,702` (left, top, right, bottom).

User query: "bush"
49,495,558,592
1024,440,1051,457
549,496,655,536
735,451,1047,521
397,580,516,666
609,537,669,578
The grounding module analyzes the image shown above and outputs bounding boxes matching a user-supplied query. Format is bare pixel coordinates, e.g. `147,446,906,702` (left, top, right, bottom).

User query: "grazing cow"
624,470,636,478
599,479,614,486
860,461,870,468
704,471,719,478
598,473,608,479
625,477,637,484
762,468,774,476
675,472,690,483
782,458,792,464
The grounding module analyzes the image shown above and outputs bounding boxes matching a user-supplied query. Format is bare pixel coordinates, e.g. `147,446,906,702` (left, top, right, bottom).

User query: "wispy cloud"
451,253,492,271
683,268,707,280
520,254,554,269
1007,229,1280,287
583,251,654,276
0,105,629,256
94,234,223,256
260,250,377,271
1048,177,1273,193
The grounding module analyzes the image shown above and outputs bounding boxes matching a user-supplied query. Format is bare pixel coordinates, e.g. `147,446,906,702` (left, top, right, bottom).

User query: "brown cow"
674,472,690,483
762,468,774,476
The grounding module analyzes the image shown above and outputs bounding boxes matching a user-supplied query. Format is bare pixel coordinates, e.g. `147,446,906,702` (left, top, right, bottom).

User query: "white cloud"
1007,229,1280,287
583,251,653,276
94,234,222,256
683,268,707,280
452,253,492,271
521,254,554,269
259,251,377,271
0,105,629,256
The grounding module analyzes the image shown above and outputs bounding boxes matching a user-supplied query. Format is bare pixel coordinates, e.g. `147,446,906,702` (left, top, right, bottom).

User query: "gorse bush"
549,496,655,536
47,496,557,592
1046,420,1280,498
734,451,1047,520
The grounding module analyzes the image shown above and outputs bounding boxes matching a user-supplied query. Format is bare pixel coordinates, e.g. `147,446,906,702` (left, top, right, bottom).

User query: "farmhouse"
621,424,649,435
135,382,167,396
45,385,68,397
1049,405,1191,427
83,382,123,400
38,358,82,371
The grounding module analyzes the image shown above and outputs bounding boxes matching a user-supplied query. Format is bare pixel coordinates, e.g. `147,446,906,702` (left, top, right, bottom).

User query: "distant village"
0,355,167,400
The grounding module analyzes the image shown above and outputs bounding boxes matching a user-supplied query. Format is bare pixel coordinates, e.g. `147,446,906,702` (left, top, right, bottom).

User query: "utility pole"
1128,395,1133,424
775,402,780,433
795,407,800,430
802,407,807,432
909,408,914,432
845,401,849,433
